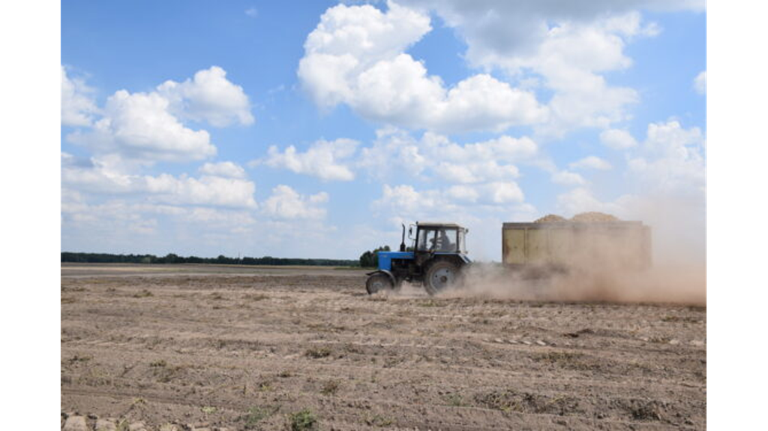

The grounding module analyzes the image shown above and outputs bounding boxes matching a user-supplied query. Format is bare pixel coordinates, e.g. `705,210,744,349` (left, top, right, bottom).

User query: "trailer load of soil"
534,214,568,223
570,211,620,222
535,212,620,223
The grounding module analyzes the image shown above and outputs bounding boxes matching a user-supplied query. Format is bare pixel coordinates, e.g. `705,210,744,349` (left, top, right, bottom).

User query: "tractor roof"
416,222,466,229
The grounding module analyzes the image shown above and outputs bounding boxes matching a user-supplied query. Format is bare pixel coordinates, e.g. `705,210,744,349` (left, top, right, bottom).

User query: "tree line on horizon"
358,245,391,268
61,252,359,267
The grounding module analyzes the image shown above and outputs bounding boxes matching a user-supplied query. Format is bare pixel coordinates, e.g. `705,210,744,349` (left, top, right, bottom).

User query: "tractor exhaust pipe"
400,223,406,252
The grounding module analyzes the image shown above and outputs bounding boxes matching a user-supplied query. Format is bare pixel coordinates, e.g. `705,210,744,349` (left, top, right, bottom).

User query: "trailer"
502,221,651,271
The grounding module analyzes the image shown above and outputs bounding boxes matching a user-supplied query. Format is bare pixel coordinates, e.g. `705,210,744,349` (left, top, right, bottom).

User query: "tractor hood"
377,251,414,271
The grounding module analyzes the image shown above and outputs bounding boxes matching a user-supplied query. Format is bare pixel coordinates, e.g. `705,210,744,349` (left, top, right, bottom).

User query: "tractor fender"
366,269,396,286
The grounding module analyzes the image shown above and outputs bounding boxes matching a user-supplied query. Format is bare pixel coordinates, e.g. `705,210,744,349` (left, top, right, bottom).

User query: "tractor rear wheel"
366,273,394,295
424,260,462,295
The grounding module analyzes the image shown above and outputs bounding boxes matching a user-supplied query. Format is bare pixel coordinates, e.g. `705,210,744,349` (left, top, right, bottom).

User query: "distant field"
61,264,706,430
61,262,365,277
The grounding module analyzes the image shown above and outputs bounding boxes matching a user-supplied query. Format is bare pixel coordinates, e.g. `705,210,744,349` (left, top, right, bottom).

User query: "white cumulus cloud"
628,120,705,195
157,66,254,127
298,1,547,133
66,66,255,167
62,66,99,127
262,185,329,220
257,138,358,181
569,156,612,170
694,70,706,95
557,119,705,219
360,128,538,184
551,170,588,186
199,161,247,179
62,154,257,208
600,128,638,149
395,0,703,136
68,89,216,164
143,174,257,208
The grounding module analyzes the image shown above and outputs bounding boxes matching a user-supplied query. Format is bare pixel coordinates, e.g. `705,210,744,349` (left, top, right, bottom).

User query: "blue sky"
61,0,706,260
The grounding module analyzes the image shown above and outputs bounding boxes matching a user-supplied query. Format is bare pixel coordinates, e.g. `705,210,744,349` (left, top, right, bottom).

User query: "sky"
61,0,706,260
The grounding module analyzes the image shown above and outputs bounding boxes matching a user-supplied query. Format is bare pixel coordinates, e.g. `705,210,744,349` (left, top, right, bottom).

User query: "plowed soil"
61,264,706,430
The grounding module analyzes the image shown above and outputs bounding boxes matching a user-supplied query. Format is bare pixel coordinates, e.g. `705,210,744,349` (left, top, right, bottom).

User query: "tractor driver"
435,229,454,252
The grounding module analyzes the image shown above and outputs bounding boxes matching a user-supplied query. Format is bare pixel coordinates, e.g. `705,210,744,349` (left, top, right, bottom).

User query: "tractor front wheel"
366,273,394,295
424,260,462,295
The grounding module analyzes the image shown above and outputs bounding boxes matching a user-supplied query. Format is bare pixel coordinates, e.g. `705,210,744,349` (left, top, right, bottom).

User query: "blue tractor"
366,222,471,295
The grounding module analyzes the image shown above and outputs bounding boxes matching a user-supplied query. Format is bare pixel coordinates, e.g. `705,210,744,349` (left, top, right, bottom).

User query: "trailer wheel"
366,273,394,295
424,260,462,295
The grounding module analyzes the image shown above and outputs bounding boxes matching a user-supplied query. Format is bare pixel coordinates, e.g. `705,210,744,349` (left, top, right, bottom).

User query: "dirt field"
61,264,706,430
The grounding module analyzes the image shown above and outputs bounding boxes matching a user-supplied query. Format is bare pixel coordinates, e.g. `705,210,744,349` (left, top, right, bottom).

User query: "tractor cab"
412,222,467,261
365,222,471,296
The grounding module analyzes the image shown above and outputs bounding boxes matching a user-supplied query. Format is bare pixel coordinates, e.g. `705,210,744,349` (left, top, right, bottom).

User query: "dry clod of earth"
61,264,706,430
95,419,117,431
63,416,87,431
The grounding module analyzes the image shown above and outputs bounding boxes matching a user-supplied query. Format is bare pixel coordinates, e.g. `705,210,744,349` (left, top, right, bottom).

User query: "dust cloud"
442,262,705,305
442,203,706,306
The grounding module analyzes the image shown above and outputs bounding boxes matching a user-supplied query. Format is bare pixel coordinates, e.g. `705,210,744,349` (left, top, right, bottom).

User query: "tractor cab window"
417,227,458,253
458,229,467,254
416,229,434,252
